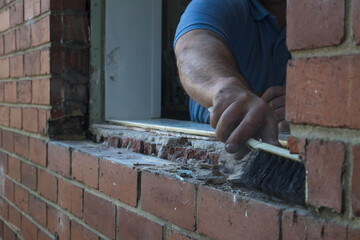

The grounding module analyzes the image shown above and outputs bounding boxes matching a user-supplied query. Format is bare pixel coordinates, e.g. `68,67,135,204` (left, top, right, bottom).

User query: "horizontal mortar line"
2,174,114,240
0,43,52,60
0,75,52,82
0,126,50,141
0,216,25,240
291,44,360,59
0,0,18,14
291,124,360,144
0,102,52,109
0,10,51,36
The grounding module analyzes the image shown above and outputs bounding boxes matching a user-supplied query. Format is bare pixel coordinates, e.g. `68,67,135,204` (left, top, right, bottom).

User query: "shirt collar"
249,0,271,21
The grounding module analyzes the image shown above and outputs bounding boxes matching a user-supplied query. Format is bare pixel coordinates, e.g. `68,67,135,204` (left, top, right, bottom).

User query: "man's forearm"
175,29,251,107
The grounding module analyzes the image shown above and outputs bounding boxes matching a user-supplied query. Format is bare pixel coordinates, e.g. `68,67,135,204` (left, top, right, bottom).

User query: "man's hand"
210,86,280,159
261,86,289,133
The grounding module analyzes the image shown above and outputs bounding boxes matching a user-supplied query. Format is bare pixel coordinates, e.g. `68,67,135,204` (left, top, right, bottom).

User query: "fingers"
261,86,286,103
268,95,285,110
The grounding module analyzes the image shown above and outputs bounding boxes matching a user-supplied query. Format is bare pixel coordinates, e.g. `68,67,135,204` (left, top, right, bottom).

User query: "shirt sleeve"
174,0,248,46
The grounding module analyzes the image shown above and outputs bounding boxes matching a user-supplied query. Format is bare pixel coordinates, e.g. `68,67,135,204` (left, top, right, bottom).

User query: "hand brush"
208,107,305,205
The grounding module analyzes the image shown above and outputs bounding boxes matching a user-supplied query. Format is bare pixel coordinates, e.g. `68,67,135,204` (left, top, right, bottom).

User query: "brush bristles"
238,150,305,205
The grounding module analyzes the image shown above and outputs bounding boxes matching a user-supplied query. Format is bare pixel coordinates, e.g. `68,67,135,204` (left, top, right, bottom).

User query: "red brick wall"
0,0,359,240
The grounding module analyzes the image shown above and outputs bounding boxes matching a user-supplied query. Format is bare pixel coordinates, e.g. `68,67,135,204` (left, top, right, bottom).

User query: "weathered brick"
40,49,50,75
0,82,3,103
282,210,347,240
50,46,63,74
63,0,86,10
58,178,83,218
10,0,23,27
8,156,20,182
10,107,21,129
38,169,57,202
32,78,50,105
23,107,38,132
17,81,32,103
72,150,98,188
198,186,280,240
84,191,115,238
354,0,360,44
63,15,88,43
16,25,31,50
38,231,52,240
0,8,10,32
48,143,70,177
306,140,345,212
9,55,23,78
121,137,144,153
4,30,16,54
118,207,163,240
167,230,196,240
0,35,3,56
21,161,37,190
24,50,40,76
352,144,360,216
142,171,196,230
22,215,38,240
4,81,17,103
29,194,46,226
14,184,28,213
37,108,48,135
0,106,9,126
4,177,14,202
0,151,7,174
287,0,344,50
0,58,9,79
41,0,50,12
29,137,47,166
8,204,21,230
71,220,99,240
287,56,360,129
47,205,70,240
4,221,17,240
99,159,137,206
14,133,28,159
24,0,41,20
64,48,89,75
0,197,8,220
32,15,50,46
348,227,360,240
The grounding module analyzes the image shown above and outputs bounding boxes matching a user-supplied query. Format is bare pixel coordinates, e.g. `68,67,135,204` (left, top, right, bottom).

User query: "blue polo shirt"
174,0,291,123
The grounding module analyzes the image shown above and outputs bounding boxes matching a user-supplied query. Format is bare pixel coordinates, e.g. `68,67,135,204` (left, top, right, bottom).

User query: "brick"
0,128,2,147
99,159,137,206
22,215,38,240
10,107,21,129
0,58,9,79
50,15,62,42
0,106,9,126
3,130,13,152
0,151,7,174
121,137,144,153
0,8,10,32
8,204,20,230
41,0,50,12
32,15,50,46
21,161,36,190
306,140,345,212
40,49,50,74
17,81,32,103
282,210,347,240
29,194,46,226
0,220,3,239
0,197,8,220
38,169,57,202
287,0,344,50
118,207,163,240
63,0,86,10
142,171,196,230
37,108,48,135
32,79,50,104
0,82,2,101
4,81,17,103
50,46,62,74
0,35,3,56
47,206,70,240
4,224,16,240
84,191,115,238
23,107,38,132
71,220,99,240
72,150,98,188
8,156,20,182
4,177,14,202
58,178,83,218
9,55,23,78
10,0,23,27
167,230,196,240
287,56,360,129
353,0,360,44
24,50,40,76
38,231,52,240
48,143,70,177
198,186,280,240
348,227,360,240
352,145,360,216
16,25,31,50
14,184,28,213
14,132,28,159
4,30,16,54
64,48,89,75
29,137,47,166
63,15,88,43
24,0,41,20
143,141,155,155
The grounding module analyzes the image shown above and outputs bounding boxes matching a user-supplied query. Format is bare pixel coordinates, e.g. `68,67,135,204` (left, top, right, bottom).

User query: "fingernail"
226,144,239,153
